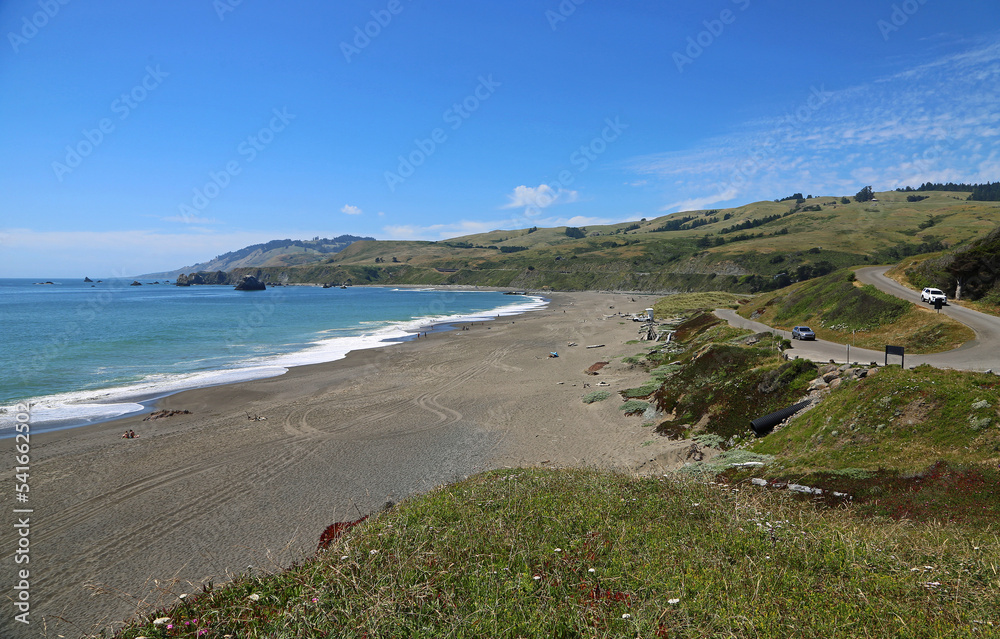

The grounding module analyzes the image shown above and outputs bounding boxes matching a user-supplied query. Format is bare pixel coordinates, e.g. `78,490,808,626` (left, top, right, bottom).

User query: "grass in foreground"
109,469,999,639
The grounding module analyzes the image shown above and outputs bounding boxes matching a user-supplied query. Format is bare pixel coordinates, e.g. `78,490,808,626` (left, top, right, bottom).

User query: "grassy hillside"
141,236,373,278
750,365,1000,474
108,469,1000,639
175,192,1000,292
737,269,974,353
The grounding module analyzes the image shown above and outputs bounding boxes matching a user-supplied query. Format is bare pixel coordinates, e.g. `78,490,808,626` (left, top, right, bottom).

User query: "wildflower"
588,568,596,573
668,598,680,604
249,593,260,601
554,548,562,552
312,597,319,602
622,613,631,619
167,624,174,630
370,549,378,555
533,575,541,580
341,555,348,560
198,631,209,637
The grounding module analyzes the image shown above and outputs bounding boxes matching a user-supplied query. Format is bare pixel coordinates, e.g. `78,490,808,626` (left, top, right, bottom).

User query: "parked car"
920,287,948,305
791,326,815,340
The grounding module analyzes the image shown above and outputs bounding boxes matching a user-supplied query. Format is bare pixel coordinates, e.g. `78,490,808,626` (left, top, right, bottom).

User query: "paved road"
715,266,1000,372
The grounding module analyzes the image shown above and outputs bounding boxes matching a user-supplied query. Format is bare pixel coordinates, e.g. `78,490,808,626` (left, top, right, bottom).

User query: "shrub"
619,400,650,415
621,383,659,399
582,390,612,404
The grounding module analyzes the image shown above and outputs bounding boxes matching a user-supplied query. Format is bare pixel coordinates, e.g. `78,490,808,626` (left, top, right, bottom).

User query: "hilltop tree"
854,186,875,203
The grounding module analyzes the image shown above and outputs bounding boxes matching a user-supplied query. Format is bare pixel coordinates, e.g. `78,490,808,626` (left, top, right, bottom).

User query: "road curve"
714,266,1000,373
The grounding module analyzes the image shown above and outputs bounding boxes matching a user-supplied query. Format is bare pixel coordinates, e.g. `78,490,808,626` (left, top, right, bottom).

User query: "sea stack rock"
130,280,142,286
83,276,93,282
234,275,266,291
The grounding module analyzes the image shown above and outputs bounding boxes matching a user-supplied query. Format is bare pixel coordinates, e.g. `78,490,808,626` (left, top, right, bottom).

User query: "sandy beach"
2,290,705,637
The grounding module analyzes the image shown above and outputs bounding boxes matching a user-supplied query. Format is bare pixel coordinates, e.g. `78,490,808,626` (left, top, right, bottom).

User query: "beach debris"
143,409,191,421
567,342,578,346
586,344,605,349
750,477,850,499
548,352,559,358
585,361,610,375
245,412,267,421
596,381,611,386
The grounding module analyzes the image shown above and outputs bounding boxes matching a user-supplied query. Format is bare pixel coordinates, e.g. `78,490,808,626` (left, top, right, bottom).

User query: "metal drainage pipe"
750,400,811,437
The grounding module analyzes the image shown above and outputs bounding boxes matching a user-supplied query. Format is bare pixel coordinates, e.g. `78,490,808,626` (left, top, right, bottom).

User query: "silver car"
792,326,815,340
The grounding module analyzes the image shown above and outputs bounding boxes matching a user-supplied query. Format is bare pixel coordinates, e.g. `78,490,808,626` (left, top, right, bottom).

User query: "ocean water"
0,278,546,435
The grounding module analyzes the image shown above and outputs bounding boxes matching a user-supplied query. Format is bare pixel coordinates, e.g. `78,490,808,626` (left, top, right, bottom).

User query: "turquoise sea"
0,278,545,435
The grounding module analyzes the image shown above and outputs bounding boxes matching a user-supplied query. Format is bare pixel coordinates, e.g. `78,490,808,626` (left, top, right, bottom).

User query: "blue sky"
1,0,998,277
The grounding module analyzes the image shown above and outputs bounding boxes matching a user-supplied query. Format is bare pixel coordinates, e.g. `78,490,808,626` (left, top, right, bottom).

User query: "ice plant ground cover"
108,468,998,638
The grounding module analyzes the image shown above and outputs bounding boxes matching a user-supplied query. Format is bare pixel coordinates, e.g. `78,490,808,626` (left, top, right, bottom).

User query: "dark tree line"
894,181,1000,201
719,213,783,234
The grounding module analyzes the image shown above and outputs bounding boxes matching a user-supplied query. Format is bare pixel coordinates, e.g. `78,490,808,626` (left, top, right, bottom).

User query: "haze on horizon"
1,0,998,278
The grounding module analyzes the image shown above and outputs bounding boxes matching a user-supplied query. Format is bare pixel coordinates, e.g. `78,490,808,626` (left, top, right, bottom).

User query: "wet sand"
1,290,704,637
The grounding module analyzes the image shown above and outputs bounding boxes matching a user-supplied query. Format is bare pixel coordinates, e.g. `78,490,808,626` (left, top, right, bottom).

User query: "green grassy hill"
188,192,1000,292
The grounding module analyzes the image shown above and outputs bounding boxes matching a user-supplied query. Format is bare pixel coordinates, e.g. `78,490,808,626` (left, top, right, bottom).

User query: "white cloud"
341,204,363,215
382,219,499,241
664,187,741,213
502,184,579,211
629,40,1000,210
